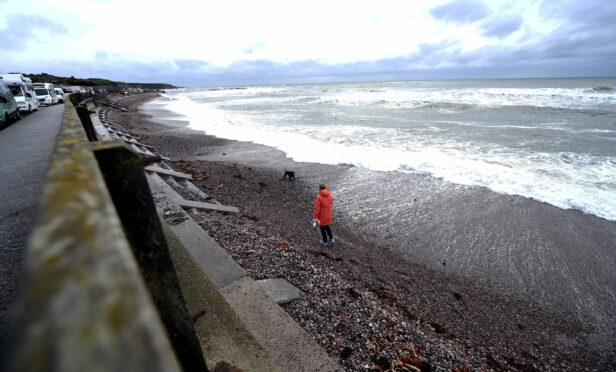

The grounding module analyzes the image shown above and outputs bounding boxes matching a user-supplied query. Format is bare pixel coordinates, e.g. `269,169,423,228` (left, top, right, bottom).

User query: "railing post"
75,104,98,142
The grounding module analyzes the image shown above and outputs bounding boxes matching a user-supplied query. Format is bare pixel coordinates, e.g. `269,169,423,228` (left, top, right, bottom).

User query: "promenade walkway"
0,105,64,362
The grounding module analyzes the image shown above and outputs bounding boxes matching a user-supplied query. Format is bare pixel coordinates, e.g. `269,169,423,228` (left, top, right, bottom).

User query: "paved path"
0,105,64,363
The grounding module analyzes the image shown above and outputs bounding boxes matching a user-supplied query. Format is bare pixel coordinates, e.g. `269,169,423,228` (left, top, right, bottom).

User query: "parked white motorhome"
23,77,40,110
0,79,21,126
33,83,59,106
0,74,39,113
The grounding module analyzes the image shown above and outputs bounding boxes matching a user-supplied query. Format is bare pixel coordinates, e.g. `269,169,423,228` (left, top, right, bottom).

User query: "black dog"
283,170,295,181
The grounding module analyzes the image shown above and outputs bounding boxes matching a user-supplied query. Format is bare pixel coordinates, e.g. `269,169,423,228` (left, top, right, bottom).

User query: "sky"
1,0,615,87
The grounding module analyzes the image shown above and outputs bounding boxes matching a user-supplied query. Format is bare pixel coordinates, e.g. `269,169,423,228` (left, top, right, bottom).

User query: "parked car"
0,74,39,113
33,83,58,106
54,87,65,103
0,79,20,127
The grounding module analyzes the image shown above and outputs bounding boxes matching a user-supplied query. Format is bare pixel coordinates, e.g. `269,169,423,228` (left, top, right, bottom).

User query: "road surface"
0,104,65,363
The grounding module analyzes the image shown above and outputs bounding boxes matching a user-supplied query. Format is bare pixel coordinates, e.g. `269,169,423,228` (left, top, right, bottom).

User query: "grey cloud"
417,40,463,65
431,0,489,23
172,59,212,71
531,32,616,64
541,0,616,27
3,50,615,88
530,0,616,65
0,14,68,51
481,15,523,38
540,0,616,42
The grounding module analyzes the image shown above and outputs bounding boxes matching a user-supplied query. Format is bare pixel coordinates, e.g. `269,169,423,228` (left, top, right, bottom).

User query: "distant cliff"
24,72,177,90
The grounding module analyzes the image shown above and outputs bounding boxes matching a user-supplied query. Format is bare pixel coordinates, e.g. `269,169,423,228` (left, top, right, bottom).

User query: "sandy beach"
111,93,615,371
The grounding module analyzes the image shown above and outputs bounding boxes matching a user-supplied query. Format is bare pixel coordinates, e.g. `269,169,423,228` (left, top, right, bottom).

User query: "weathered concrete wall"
94,142,207,372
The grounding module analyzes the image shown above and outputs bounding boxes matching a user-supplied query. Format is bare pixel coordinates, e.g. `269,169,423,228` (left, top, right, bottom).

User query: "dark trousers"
320,225,333,241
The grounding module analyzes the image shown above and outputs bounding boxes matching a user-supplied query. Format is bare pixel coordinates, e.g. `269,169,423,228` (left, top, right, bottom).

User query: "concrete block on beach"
147,172,246,288
169,216,247,289
147,171,239,213
221,277,341,372
145,165,193,180
256,278,303,304
177,198,240,213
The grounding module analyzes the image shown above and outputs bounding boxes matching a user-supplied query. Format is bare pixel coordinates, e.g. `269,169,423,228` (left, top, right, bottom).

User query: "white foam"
159,88,616,221
319,87,616,110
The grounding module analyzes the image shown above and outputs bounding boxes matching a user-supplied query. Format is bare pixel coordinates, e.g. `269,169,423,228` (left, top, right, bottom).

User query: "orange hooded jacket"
313,188,333,226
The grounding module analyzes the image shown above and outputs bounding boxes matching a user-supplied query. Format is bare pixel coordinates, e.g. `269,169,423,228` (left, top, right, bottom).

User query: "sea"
157,78,616,221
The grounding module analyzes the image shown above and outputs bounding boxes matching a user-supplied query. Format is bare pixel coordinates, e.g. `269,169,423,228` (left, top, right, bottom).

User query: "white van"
54,87,65,103
0,74,39,113
33,83,59,106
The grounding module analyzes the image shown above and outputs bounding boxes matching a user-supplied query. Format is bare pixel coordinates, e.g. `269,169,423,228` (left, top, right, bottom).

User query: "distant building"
62,85,87,93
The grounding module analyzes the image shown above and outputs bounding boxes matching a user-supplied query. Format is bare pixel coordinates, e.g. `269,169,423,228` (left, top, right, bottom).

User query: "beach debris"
258,181,268,188
347,287,362,299
242,213,259,221
450,291,463,303
452,367,472,372
373,355,391,370
340,346,353,359
428,322,446,334
139,153,162,166
485,353,502,370
278,240,289,250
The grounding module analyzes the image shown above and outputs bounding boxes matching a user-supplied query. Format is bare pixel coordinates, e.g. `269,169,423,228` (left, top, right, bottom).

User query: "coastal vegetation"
23,72,176,90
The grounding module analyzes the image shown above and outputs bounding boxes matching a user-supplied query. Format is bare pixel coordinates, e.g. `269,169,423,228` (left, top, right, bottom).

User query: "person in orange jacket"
313,183,335,246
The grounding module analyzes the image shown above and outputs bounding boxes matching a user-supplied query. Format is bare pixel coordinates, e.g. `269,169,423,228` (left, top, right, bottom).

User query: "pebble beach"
111,93,615,371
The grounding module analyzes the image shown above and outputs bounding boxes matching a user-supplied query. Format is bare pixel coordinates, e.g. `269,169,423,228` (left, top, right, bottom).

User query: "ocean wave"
587,86,615,93
317,87,616,110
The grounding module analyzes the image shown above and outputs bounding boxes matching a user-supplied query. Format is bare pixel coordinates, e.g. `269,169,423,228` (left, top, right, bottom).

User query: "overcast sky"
1,0,615,87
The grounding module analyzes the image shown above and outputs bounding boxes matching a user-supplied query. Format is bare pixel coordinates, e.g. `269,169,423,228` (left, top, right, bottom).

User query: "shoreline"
114,93,615,370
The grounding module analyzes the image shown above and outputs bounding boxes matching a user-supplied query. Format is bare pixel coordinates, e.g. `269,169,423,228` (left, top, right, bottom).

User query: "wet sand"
113,94,615,370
